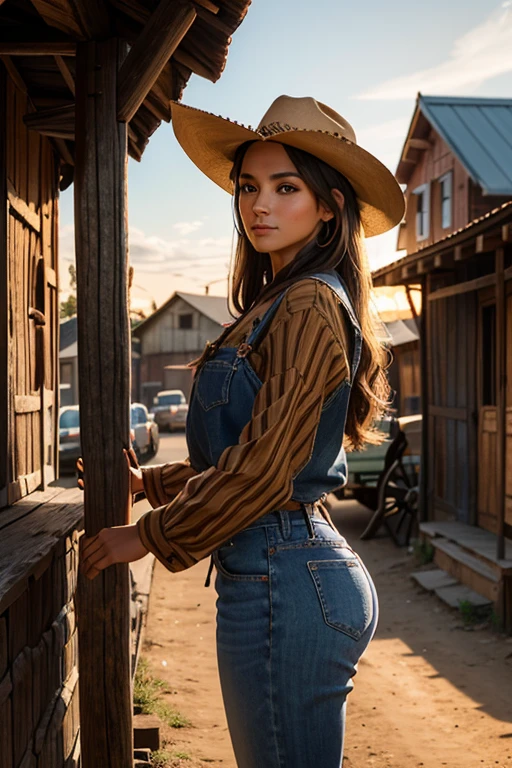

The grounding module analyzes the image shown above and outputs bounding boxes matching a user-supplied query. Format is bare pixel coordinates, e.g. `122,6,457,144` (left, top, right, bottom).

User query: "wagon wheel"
360,457,419,545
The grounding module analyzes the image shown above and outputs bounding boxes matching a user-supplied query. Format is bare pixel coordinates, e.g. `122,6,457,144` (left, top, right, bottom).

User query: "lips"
252,225,276,232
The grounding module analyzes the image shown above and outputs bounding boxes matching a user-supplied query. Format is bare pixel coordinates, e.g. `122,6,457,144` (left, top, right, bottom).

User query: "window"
412,182,430,242
439,172,452,229
178,313,193,329
130,405,147,425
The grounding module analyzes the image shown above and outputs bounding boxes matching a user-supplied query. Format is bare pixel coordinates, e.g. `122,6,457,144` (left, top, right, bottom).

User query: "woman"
80,95,405,767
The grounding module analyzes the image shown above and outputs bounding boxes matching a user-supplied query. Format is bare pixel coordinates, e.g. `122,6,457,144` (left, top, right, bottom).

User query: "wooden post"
0,64,7,506
419,274,430,522
495,248,506,561
74,39,133,768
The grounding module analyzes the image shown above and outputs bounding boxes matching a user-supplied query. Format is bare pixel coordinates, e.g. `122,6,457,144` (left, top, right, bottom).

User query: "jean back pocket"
307,558,374,640
196,361,235,411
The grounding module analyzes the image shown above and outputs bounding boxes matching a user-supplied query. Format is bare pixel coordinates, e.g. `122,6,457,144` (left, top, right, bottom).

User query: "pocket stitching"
196,362,235,411
307,559,365,640
213,550,269,582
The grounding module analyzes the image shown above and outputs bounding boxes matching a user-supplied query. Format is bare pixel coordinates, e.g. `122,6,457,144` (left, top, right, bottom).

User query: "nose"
252,191,271,216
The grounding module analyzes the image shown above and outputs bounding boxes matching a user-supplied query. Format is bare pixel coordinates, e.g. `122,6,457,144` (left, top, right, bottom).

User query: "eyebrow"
239,172,302,181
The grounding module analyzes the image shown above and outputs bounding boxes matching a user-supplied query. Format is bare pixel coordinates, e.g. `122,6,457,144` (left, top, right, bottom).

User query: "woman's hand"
76,448,145,496
80,524,149,580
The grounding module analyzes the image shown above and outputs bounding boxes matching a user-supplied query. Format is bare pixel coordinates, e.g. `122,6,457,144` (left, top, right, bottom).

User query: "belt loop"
278,510,291,540
302,503,316,539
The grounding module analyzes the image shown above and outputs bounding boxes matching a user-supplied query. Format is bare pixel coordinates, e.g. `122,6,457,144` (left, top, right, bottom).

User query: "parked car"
131,402,159,462
152,389,188,432
59,405,81,473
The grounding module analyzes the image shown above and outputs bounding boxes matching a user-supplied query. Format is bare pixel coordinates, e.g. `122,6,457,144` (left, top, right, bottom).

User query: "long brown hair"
194,141,392,450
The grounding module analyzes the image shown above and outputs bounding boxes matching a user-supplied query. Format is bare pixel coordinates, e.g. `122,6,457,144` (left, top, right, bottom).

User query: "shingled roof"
0,0,251,164
397,94,512,196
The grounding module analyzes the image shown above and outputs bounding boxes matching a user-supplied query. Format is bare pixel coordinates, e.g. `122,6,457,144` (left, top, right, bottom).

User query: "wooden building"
134,291,232,405
0,2,250,766
373,94,512,627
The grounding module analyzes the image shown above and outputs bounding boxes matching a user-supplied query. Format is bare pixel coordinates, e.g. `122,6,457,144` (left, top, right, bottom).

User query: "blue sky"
59,0,512,311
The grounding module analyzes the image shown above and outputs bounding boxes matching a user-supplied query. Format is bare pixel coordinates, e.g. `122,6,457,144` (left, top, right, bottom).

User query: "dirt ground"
141,497,512,768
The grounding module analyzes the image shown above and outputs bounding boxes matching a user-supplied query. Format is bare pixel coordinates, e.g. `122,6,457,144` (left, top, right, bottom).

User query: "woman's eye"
279,184,297,193
240,183,256,193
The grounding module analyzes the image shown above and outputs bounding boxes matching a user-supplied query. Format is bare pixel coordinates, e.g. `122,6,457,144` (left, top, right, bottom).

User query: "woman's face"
237,142,334,272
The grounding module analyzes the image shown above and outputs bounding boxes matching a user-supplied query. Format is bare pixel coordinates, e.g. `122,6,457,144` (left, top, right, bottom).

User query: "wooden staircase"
419,521,512,608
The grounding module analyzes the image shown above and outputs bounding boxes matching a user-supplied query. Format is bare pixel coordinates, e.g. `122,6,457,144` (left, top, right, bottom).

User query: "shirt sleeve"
141,459,197,509
136,280,351,572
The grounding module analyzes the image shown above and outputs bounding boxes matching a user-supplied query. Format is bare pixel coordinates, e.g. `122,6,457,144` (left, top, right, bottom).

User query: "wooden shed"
373,94,512,629
0,2,250,766
133,291,232,406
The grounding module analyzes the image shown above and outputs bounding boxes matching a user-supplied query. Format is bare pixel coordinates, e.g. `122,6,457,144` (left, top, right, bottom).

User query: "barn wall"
0,65,81,768
137,300,224,408
398,129,470,255
1,66,59,507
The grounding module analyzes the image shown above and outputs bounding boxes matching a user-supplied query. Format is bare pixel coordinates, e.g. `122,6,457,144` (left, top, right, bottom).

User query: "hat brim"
170,101,405,238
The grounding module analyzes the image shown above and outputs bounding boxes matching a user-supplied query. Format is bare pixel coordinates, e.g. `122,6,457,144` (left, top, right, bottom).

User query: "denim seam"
267,529,286,768
275,541,354,552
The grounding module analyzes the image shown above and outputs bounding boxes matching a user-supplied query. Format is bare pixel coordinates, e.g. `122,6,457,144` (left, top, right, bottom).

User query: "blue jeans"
213,508,379,768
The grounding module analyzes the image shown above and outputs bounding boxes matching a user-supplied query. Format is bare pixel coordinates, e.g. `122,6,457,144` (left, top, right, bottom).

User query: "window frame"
178,312,193,330
439,171,452,230
412,182,430,242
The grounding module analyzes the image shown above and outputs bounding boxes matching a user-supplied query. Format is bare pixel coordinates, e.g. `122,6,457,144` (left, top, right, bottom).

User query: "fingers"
80,534,111,579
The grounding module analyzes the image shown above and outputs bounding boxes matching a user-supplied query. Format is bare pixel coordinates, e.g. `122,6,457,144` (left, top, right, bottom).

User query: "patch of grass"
412,538,435,565
174,752,191,760
133,656,191,729
458,599,492,626
151,749,174,767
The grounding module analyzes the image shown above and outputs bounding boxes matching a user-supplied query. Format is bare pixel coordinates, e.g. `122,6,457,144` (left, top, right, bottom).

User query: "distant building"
372,94,512,625
133,292,233,407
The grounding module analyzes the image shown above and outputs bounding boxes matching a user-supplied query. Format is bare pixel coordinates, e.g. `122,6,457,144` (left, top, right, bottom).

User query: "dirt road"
140,445,512,767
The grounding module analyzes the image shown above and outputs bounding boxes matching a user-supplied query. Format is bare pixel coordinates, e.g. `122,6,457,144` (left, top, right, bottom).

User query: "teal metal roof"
419,95,512,196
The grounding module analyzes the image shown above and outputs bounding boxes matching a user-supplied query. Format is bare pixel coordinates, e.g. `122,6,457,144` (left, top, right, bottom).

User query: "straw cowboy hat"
170,95,405,238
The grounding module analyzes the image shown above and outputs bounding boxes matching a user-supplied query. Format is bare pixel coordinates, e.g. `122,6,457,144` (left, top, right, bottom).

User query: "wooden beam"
24,104,75,139
173,47,217,81
0,42,76,55
28,0,111,39
0,55,27,94
408,138,431,150
74,38,132,768
495,248,506,563
7,181,40,232
428,273,495,302
54,55,75,95
117,0,197,123
192,0,219,12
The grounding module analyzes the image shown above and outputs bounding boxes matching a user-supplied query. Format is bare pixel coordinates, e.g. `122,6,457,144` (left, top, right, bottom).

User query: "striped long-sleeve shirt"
137,278,351,572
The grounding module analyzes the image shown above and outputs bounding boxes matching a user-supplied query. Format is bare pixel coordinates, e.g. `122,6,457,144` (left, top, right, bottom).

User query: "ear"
319,189,345,222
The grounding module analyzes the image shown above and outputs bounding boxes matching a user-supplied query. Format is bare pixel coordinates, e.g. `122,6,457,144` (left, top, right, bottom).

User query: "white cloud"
173,220,203,235
358,4,512,100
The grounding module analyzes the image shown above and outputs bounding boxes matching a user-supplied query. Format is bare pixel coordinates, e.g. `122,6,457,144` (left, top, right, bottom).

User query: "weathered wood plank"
74,38,133,768
0,66,7,496
7,181,40,232
24,104,75,140
117,1,197,122
0,492,83,615
0,43,76,56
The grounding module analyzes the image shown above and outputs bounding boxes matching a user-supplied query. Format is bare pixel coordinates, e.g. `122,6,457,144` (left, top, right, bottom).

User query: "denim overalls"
187,271,379,768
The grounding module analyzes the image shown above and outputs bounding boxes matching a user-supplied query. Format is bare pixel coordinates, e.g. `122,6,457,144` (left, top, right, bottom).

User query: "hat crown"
256,95,357,144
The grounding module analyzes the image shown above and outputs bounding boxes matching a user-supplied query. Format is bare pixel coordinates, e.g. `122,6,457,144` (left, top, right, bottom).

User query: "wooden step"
420,521,512,575
411,568,493,610
431,538,500,602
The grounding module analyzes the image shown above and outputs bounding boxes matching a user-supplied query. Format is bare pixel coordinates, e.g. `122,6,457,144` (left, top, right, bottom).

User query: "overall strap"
245,291,288,347
244,271,362,382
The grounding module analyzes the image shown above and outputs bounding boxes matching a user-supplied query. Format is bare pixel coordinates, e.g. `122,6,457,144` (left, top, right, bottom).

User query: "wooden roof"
0,0,251,164
372,200,512,286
